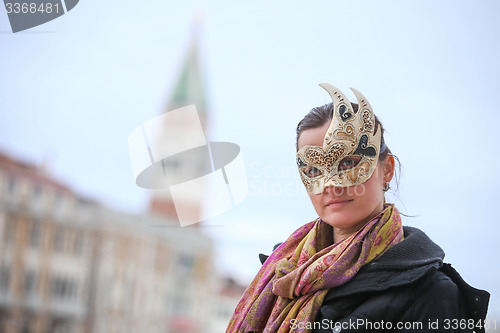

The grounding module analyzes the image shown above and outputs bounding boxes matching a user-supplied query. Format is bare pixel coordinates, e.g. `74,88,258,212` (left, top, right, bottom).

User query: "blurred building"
211,277,247,333
0,152,215,333
90,211,214,333
0,27,246,333
0,153,97,333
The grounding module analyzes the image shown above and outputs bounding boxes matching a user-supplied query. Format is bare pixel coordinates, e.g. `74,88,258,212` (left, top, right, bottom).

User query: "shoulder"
418,266,460,296
400,265,489,333
403,267,464,318
314,269,462,333
316,265,489,333
440,264,490,326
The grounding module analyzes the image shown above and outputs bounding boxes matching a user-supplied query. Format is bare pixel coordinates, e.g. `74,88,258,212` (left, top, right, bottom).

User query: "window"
0,265,10,291
155,244,169,272
54,228,65,252
33,185,42,200
51,275,65,300
51,275,78,301
25,270,37,297
7,177,15,194
177,253,194,269
29,222,41,248
3,217,16,243
73,233,85,255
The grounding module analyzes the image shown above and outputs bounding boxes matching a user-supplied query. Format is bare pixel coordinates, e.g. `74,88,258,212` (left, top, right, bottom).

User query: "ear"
382,155,395,183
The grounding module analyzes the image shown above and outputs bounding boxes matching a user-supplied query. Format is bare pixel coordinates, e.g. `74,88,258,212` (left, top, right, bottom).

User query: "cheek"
308,192,327,216
360,165,385,191
352,172,384,202
308,193,322,208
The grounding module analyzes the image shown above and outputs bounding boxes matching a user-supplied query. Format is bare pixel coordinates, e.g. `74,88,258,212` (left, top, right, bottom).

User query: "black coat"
260,227,490,333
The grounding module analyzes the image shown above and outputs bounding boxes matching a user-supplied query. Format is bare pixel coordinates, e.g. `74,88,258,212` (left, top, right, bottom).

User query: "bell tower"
149,30,210,223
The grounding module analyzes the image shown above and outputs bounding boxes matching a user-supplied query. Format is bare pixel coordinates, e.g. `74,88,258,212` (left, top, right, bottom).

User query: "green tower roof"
168,37,207,116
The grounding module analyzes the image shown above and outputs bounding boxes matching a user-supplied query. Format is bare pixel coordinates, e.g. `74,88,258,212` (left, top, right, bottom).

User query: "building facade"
0,153,216,333
0,27,246,333
0,154,96,333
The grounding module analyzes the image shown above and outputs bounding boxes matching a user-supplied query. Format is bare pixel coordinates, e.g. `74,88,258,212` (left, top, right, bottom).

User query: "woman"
226,83,490,333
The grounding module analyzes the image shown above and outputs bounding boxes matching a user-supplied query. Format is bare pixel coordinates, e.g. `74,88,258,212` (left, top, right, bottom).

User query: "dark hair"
296,102,400,189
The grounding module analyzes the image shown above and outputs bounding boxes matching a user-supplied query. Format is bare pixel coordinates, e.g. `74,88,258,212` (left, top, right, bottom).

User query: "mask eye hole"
303,166,322,178
338,156,362,171
297,157,306,169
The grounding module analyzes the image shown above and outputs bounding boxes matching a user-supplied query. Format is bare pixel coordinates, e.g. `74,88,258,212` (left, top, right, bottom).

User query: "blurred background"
1,0,499,332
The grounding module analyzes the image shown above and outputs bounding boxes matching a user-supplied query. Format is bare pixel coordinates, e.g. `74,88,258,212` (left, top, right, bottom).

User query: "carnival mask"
297,83,382,194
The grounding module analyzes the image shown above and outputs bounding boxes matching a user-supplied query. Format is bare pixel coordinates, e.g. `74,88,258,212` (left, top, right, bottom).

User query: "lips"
325,199,353,208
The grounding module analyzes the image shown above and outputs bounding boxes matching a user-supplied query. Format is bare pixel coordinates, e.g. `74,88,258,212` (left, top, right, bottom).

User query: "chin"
321,213,360,229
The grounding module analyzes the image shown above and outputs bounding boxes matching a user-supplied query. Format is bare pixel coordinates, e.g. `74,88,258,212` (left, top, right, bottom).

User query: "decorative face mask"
297,83,382,194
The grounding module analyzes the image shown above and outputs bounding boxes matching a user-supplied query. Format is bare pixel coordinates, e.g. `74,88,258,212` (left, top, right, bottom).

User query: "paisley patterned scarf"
226,204,404,333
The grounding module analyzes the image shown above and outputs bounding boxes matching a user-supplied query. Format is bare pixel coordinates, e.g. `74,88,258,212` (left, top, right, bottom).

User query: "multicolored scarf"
226,204,404,333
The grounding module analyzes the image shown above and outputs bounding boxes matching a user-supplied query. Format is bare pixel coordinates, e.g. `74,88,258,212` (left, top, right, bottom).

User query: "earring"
383,182,390,192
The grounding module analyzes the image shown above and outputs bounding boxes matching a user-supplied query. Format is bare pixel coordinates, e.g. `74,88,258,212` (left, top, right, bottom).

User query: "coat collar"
324,226,444,300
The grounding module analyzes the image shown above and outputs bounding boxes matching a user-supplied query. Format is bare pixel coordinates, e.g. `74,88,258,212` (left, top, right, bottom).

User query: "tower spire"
149,24,210,222
167,20,207,118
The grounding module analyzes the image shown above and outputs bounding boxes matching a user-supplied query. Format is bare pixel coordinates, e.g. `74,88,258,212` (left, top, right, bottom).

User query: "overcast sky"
1,0,499,319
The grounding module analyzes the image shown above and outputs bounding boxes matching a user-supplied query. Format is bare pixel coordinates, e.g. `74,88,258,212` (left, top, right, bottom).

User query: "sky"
1,0,499,319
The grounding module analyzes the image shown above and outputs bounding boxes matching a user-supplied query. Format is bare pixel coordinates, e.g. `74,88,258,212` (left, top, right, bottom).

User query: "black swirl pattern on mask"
353,134,377,157
339,104,353,122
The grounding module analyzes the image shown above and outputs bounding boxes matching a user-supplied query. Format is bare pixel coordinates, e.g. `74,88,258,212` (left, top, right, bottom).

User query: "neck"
333,200,385,244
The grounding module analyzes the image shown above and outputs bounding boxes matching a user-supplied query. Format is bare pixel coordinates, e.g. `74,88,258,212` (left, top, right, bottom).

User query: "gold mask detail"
297,83,382,194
